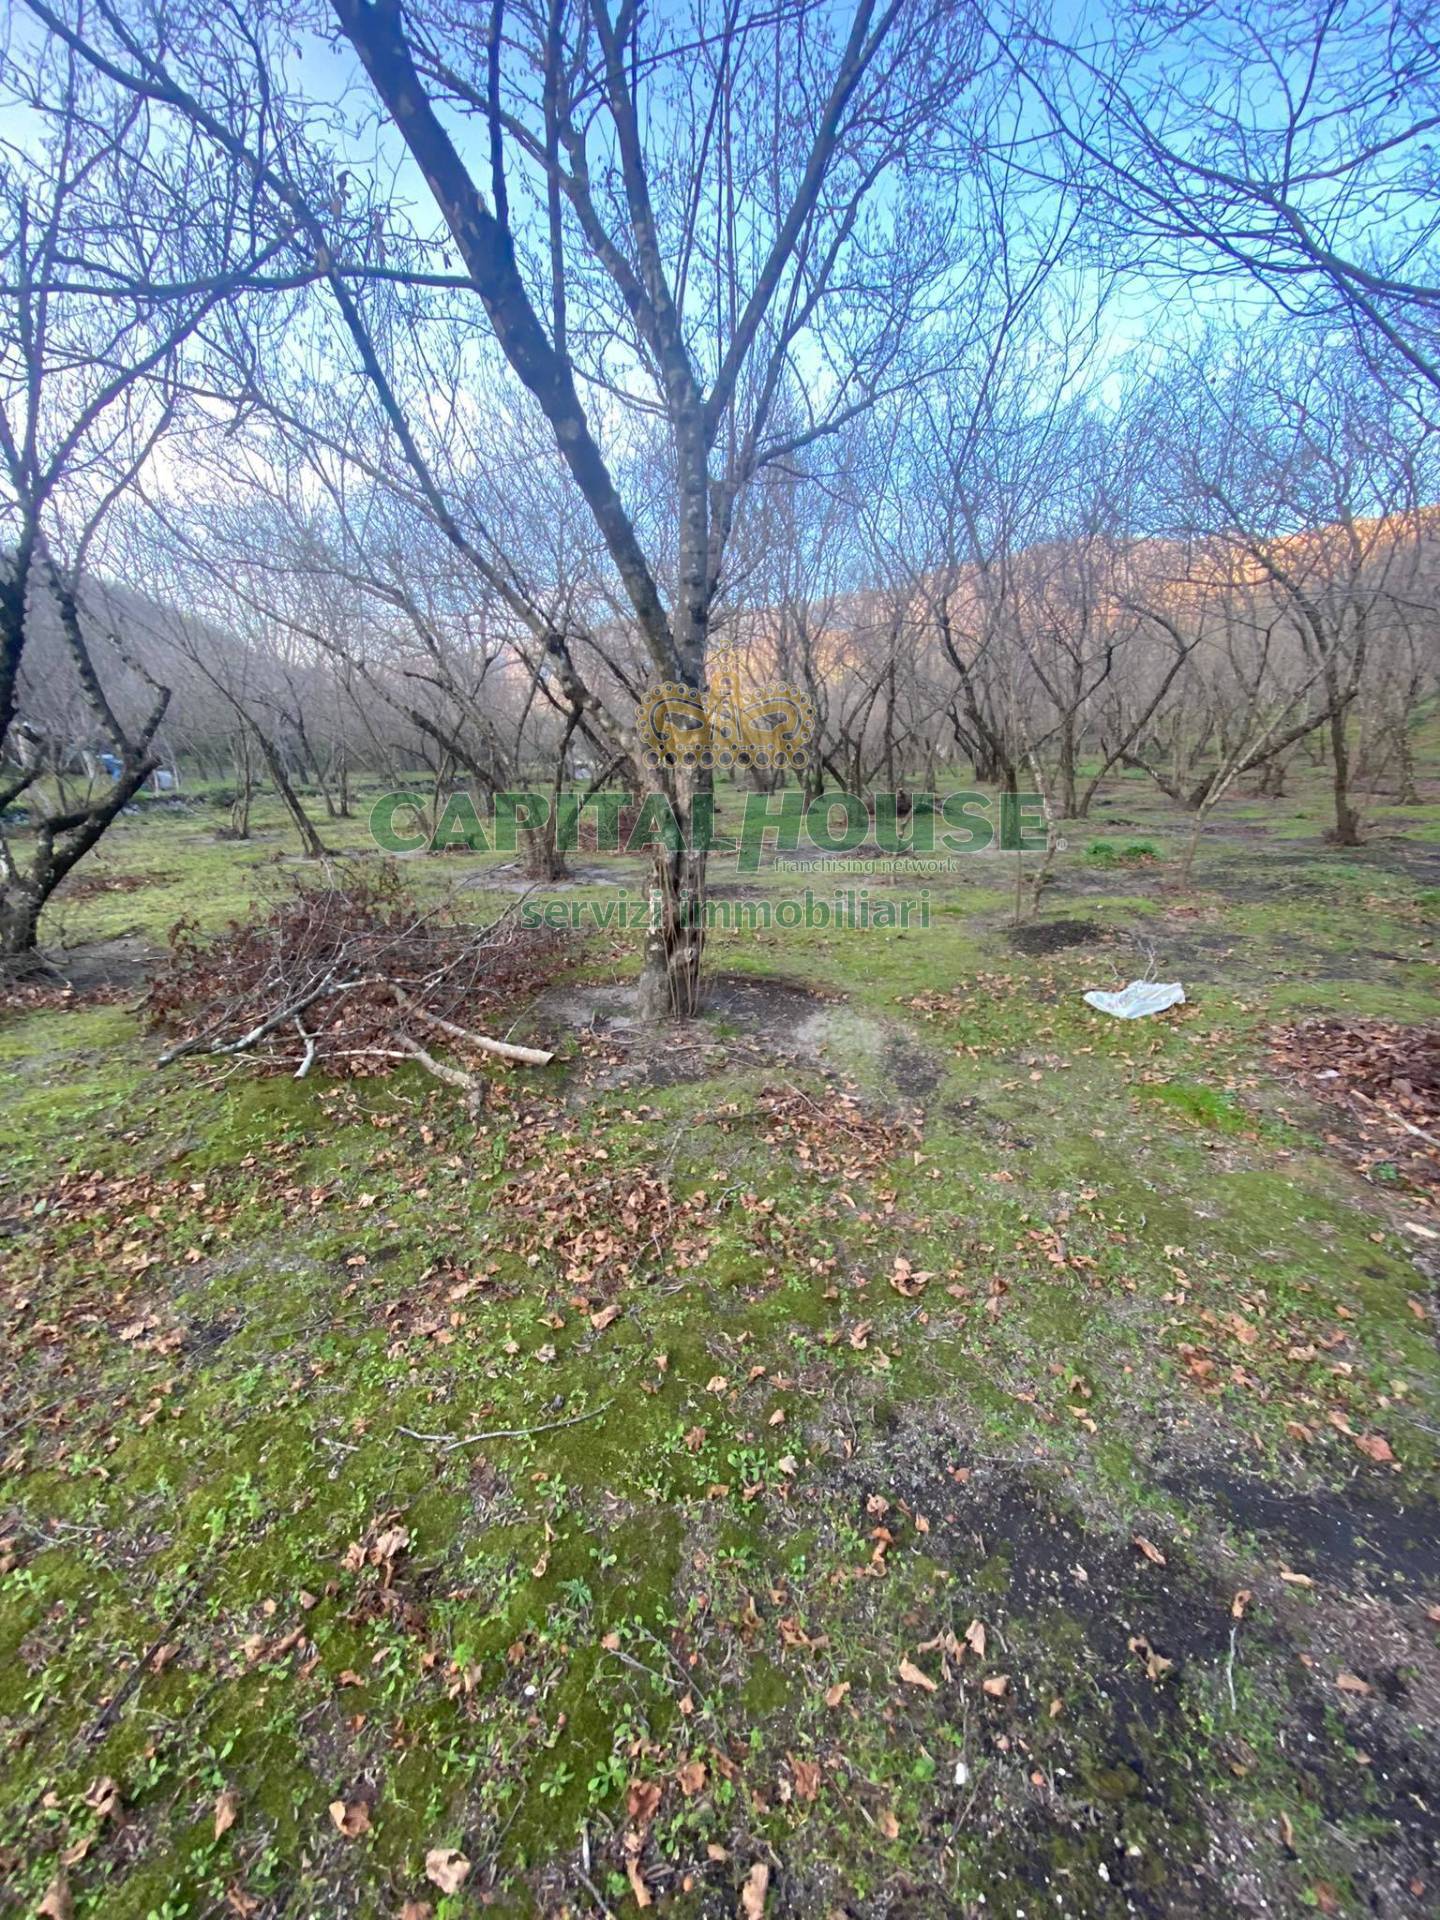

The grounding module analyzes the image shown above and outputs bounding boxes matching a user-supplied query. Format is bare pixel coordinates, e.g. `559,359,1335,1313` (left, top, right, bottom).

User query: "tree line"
2,1,1437,996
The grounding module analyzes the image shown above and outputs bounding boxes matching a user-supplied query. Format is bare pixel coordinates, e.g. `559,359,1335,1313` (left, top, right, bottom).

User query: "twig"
389,1029,482,1099
1225,1626,1238,1713
293,1015,317,1079
574,1860,617,1920
389,985,554,1066
86,1580,201,1744
1350,1087,1440,1151
397,1400,612,1454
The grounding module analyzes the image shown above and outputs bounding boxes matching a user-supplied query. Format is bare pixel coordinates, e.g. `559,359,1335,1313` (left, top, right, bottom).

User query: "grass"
1,748,1437,1917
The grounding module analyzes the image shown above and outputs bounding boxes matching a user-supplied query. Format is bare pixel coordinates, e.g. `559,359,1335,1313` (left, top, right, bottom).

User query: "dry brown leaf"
328,1798,372,1839
1231,1590,1253,1620
627,1779,662,1828
877,1807,900,1839
1127,1636,1173,1681
677,1760,707,1797
964,1618,986,1658
82,1777,120,1822
626,1857,653,1909
740,1861,770,1918
899,1656,938,1692
370,1525,409,1565
1353,1432,1396,1464
1132,1534,1166,1566
590,1303,622,1331
824,1680,851,1709
214,1787,240,1839
38,1874,73,1920
424,1847,471,1894
790,1755,821,1802
1336,1671,1373,1695
982,1673,1010,1697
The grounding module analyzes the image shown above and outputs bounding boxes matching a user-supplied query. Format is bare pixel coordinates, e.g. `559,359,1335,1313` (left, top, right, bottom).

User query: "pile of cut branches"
144,866,562,1103
1270,1017,1440,1195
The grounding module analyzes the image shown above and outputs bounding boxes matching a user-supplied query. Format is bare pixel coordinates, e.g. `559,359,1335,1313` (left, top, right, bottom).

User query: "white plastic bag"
1083,981,1186,1020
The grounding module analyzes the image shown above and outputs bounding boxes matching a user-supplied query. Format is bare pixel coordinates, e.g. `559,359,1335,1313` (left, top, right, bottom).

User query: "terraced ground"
1,749,1437,1920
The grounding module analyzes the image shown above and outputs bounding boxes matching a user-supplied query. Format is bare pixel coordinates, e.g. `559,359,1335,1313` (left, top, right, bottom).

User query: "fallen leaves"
899,1655,938,1692
38,1874,73,1920
424,1847,471,1894
328,1798,372,1839
82,1777,121,1823
627,1779,662,1829
740,1860,770,1917
626,1857,653,1908
1132,1534,1167,1566
343,1514,410,1587
1336,1671,1373,1696
1127,1636,1174,1681
214,1788,239,1839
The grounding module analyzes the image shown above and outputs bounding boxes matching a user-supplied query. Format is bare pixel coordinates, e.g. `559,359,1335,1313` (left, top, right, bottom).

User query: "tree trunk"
521,822,567,881
1257,755,1287,799
1056,714,1077,818
1326,702,1360,846
1,759,158,957
254,724,329,857
636,767,708,1021
1394,717,1421,805
0,885,43,960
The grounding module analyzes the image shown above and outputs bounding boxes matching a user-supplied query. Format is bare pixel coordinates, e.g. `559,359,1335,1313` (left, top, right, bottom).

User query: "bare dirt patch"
56,869,179,901
1007,916,1106,955
0,934,156,1009
533,970,854,1090
826,1425,1440,1919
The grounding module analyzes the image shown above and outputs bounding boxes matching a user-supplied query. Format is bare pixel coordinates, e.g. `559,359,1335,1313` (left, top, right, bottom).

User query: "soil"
0,933,157,1007
1007,918,1107,955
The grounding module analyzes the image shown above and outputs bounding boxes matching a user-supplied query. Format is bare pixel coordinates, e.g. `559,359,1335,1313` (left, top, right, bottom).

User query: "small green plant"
1085,837,1161,866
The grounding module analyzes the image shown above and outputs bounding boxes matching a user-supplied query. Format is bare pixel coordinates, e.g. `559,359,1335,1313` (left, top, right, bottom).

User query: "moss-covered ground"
1,750,1437,1918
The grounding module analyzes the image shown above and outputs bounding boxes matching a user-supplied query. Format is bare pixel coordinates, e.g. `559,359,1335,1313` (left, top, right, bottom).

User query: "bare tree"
0,37,274,953
31,0,984,1015
1011,0,1440,406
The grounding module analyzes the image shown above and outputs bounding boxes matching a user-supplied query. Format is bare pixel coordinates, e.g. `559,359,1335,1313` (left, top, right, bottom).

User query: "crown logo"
639,663,816,773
